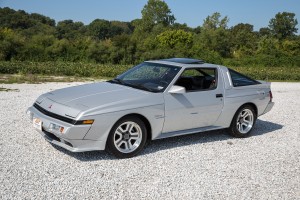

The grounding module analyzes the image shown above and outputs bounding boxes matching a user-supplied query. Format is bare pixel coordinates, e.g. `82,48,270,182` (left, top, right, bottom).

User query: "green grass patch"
229,66,300,81
0,86,20,92
0,74,107,84
0,61,299,83
0,61,131,78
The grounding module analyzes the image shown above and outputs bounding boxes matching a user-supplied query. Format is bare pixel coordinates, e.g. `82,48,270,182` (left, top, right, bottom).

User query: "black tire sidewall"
106,116,147,158
229,105,257,138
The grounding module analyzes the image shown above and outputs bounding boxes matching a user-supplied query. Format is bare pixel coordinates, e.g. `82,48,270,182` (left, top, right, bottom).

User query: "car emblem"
48,104,52,109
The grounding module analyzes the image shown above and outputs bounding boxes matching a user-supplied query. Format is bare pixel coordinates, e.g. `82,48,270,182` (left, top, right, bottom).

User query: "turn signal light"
60,127,64,133
75,119,94,125
82,120,94,124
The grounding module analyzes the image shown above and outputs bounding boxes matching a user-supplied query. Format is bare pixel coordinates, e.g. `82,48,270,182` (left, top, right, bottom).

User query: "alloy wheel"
113,121,142,153
236,108,254,134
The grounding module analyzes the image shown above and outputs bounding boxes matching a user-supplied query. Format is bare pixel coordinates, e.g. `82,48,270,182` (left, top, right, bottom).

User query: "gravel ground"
0,82,299,200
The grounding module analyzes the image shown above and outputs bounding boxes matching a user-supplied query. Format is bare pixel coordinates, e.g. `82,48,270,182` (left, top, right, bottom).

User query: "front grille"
34,103,76,124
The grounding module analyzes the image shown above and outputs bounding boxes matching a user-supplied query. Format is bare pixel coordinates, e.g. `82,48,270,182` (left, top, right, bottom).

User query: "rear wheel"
228,105,256,138
106,116,147,158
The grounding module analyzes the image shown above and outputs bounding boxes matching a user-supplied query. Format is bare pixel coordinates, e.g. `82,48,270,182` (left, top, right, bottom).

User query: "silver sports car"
27,58,274,158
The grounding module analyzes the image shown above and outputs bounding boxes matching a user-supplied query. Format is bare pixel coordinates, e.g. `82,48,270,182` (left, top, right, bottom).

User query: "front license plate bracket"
33,118,42,131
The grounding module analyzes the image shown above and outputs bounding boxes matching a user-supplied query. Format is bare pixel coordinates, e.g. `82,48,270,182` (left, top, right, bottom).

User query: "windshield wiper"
132,84,158,92
109,79,158,92
108,78,125,85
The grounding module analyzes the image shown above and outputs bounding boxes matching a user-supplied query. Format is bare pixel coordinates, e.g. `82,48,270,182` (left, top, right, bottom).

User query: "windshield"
108,62,181,92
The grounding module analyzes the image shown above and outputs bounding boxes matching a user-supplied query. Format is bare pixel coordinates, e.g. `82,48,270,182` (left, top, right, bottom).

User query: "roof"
160,58,205,64
146,58,223,69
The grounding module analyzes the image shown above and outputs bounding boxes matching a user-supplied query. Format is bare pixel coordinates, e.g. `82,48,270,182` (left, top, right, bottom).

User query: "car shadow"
52,119,283,161
141,119,283,156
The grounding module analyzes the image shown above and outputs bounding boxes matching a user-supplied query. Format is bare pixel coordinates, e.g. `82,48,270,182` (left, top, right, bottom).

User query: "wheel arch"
230,102,258,125
230,102,258,126
228,102,258,137
116,113,152,141
239,102,258,117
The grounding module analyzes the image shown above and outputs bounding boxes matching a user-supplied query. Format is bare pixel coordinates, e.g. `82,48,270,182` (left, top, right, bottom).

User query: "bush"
0,61,299,81
0,61,131,78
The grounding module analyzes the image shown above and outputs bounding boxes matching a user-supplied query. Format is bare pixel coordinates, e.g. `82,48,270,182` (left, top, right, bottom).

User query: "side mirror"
168,85,186,94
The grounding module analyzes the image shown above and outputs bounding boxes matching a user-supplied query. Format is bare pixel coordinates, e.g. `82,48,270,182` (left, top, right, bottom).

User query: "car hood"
36,82,164,118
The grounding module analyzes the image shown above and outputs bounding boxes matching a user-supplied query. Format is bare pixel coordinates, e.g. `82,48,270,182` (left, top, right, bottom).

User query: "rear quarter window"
229,69,260,87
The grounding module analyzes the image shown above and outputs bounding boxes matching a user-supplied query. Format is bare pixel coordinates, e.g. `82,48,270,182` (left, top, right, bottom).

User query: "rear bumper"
262,101,274,115
26,106,106,152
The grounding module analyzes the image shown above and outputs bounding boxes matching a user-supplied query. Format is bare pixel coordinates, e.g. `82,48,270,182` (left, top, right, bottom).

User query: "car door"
162,67,224,133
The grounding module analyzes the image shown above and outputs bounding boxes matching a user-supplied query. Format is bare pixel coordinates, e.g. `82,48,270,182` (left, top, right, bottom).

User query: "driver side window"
175,68,217,92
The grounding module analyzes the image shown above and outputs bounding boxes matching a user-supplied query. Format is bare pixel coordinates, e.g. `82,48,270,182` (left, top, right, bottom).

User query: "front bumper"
26,106,106,152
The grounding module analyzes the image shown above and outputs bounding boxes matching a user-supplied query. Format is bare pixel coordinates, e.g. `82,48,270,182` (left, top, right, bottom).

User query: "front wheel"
106,116,147,158
228,105,256,138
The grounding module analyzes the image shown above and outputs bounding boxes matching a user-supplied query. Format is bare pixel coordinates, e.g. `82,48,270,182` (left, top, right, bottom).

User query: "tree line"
0,0,299,67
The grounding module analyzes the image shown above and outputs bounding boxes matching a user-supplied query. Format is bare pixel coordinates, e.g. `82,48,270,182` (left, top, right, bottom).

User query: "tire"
106,116,147,158
228,105,257,138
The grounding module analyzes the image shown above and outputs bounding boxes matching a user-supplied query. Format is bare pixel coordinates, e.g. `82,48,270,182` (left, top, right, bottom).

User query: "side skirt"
155,126,224,140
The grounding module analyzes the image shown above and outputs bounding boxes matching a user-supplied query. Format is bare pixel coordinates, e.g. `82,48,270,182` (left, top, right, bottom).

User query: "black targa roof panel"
161,58,205,64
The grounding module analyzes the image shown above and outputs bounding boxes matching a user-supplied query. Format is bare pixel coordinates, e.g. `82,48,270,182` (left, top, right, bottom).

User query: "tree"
172,23,193,32
257,36,280,55
30,13,55,27
88,19,111,40
141,0,175,31
87,40,111,63
198,13,231,57
230,23,257,57
157,29,193,48
20,34,56,61
56,20,85,40
0,28,24,60
0,7,55,30
203,12,229,30
269,12,298,39
281,39,300,56
110,21,133,35
259,27,271,37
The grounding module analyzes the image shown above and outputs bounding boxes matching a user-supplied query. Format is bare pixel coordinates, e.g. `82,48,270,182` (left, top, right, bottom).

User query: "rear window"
229,69,260,87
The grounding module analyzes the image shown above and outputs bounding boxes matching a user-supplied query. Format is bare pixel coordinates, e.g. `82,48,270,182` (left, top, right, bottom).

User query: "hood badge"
48,104,52,109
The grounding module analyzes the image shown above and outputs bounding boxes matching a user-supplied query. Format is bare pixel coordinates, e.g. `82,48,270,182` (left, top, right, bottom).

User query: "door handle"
216,94,223,98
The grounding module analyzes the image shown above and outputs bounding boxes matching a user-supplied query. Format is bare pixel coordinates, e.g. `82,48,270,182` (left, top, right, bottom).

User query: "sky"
1,0,299,32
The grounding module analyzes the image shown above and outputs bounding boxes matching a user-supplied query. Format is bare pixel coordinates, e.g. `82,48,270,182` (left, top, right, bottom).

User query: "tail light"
269,91,273,102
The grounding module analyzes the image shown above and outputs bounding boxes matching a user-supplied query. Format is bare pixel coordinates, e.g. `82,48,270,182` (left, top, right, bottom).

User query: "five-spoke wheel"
229,105,256,137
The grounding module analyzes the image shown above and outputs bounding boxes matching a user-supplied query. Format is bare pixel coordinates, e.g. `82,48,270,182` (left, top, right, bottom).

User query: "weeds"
0,61,299,82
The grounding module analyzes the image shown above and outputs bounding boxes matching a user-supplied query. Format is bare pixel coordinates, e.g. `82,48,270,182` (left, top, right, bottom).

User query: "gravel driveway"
0,82,299,199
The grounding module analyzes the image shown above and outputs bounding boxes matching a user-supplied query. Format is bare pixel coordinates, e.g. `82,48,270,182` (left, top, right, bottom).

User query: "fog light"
50,123,60,130
50,123,64,133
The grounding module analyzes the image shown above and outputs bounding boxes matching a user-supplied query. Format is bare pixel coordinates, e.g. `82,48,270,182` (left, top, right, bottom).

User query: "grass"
230,66,300,81
0,61,131,78
0,86,20,92
0,61,299,83
0,74,107,84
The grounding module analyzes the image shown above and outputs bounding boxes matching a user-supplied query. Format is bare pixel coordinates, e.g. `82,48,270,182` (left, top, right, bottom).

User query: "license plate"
33,118,42,131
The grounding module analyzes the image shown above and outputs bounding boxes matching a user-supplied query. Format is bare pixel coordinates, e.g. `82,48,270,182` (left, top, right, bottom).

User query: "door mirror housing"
168,85,186,94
